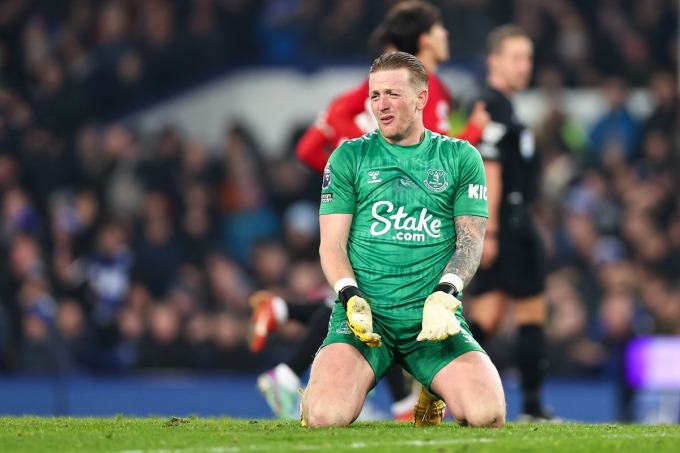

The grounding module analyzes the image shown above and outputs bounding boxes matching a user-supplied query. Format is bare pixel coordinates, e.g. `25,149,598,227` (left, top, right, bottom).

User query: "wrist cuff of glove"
335,278,364,310
435,273,463,297
338,286,364,310
434,283,458,297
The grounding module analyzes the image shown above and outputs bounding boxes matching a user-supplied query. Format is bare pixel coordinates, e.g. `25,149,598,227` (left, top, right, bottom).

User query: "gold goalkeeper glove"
338,285,382,347
417,283,461,341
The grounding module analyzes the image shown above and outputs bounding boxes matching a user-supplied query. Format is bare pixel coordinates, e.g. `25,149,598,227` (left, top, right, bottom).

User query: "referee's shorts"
466,215,546,300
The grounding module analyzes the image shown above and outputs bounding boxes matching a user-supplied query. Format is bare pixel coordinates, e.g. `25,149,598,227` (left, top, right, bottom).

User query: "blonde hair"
369,51,428,89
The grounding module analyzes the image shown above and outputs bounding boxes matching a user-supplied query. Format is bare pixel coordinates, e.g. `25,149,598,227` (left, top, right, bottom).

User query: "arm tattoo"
445,215,488,287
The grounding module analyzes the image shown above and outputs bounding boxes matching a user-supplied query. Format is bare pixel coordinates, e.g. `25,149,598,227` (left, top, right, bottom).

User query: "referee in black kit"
465,24,557,422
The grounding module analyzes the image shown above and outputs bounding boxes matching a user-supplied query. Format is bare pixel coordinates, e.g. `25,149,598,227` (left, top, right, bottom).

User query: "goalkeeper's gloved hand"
338,284,382,347
417,281,461,342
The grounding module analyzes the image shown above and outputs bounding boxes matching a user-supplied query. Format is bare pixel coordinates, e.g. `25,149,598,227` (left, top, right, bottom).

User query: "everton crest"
423,169,448,192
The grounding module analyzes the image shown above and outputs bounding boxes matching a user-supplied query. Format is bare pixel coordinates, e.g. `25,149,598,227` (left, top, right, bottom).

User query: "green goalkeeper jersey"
320,129,488,318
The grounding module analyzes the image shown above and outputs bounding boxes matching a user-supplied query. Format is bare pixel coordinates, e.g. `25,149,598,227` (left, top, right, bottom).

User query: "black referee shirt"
476,85,540,207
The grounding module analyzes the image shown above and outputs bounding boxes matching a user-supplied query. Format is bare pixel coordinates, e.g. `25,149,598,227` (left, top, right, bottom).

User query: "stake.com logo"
369,201,441,242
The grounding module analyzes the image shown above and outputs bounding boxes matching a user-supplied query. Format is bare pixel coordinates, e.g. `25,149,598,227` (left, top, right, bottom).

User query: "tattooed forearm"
445,215,488,287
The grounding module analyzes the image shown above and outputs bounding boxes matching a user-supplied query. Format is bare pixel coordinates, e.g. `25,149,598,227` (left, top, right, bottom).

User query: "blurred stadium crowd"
0,0,679,384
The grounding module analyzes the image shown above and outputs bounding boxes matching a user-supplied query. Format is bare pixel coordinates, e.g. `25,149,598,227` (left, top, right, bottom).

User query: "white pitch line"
113,437,497,453
109,431,680,453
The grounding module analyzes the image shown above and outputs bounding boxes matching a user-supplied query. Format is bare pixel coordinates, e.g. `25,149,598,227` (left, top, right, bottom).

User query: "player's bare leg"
300,343,375,427
467,290,509,338
513,294,546,325
430,351,506,428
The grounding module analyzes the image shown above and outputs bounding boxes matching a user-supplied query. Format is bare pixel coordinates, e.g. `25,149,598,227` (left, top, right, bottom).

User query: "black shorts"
466,210,546,299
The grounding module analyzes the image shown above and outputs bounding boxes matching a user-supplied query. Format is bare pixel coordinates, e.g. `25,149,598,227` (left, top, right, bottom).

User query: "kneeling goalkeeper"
300,51,506,428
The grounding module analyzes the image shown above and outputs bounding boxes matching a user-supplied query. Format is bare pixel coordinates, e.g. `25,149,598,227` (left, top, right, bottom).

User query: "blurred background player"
248,0,491,422
465,24,556,422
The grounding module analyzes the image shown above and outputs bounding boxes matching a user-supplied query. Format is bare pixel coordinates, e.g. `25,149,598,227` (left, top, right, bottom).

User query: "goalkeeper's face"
368,68,428,146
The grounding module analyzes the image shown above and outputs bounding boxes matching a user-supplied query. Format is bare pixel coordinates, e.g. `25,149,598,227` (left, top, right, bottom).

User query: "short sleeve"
452,142,489,218
319,142,357,215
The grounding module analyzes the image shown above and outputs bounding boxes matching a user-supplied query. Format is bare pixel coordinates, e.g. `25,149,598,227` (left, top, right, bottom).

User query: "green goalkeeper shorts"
320,302,486,393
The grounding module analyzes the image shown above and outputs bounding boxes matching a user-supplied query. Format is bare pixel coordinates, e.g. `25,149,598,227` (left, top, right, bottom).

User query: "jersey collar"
378,129,432,158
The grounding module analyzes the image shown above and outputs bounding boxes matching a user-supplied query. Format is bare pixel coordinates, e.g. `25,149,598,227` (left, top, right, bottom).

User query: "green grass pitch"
2,417,680,453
